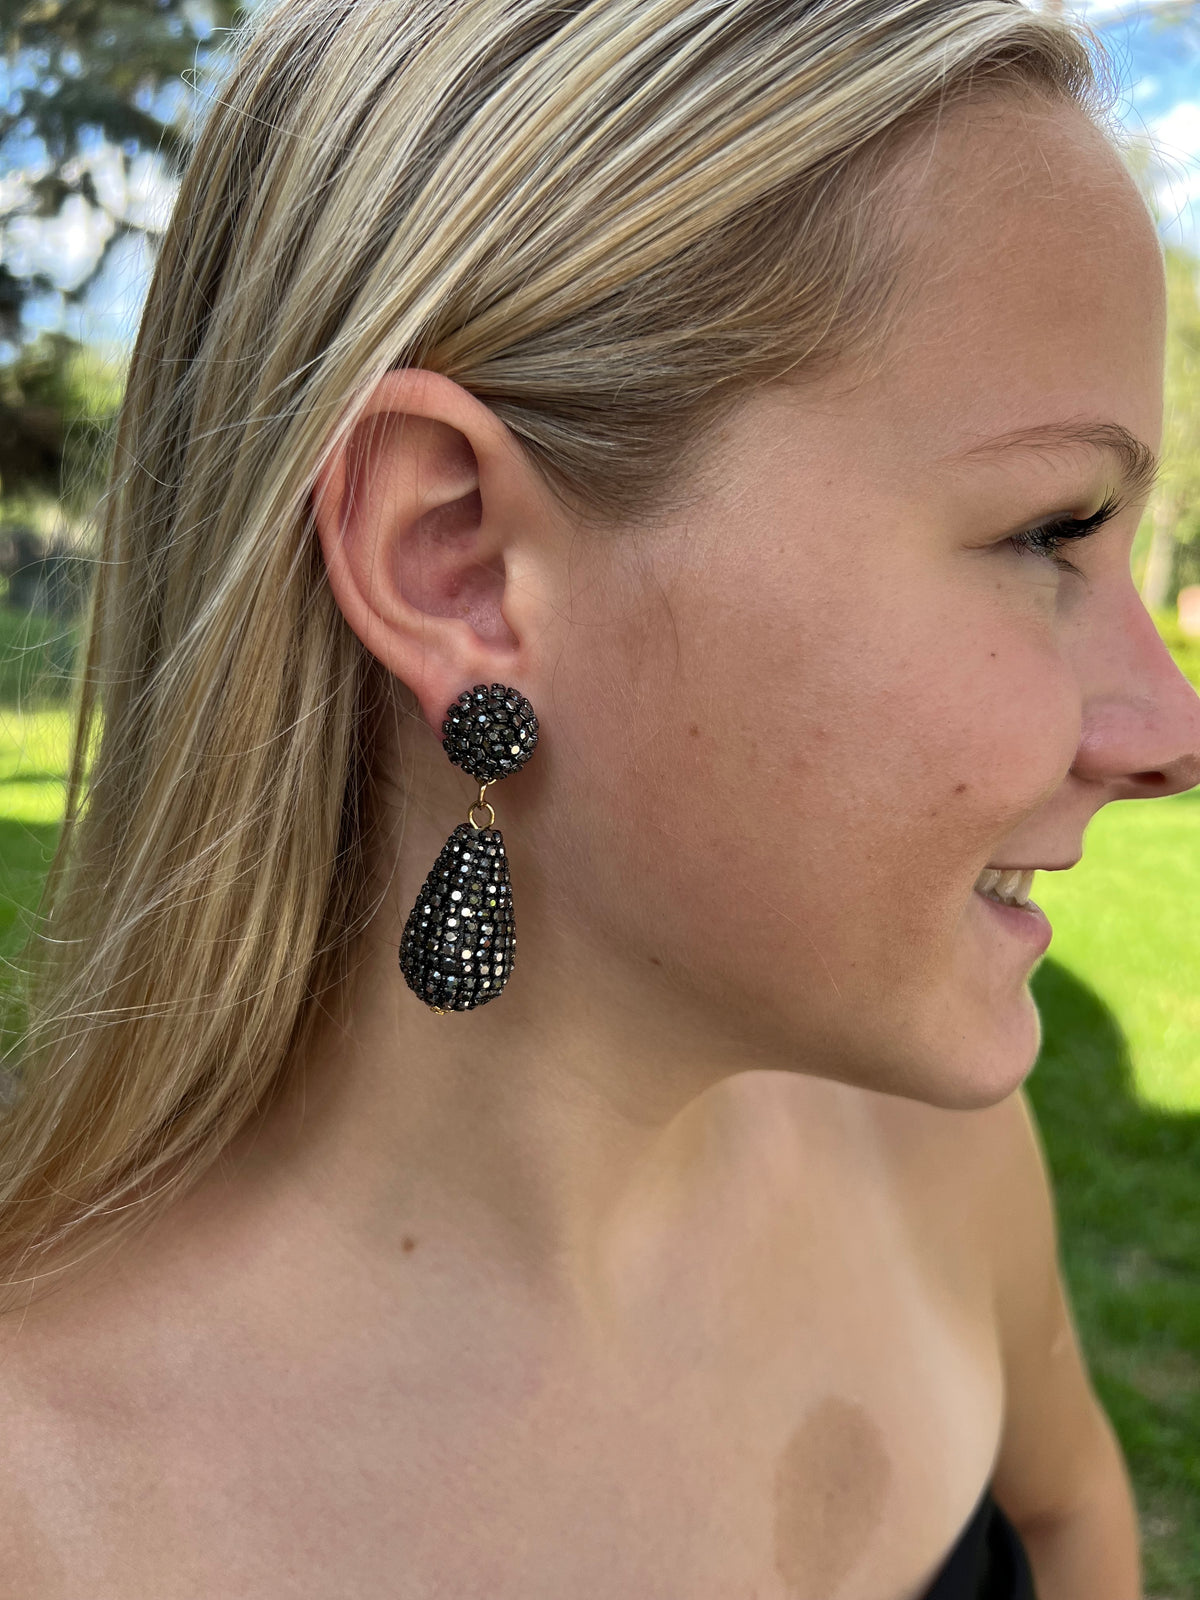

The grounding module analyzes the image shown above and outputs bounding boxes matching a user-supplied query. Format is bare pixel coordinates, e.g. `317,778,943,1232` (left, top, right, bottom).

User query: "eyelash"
1006,490,1124,576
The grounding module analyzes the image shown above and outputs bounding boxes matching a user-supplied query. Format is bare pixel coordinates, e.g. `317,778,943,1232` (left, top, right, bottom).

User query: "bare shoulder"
846,1073,1062,1243
949,1087,1121,1522
846,1077,1053,1262
862,1081,1121,1524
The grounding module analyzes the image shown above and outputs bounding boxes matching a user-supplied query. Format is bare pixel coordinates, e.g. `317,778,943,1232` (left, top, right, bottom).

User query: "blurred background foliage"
0,1,1198,1594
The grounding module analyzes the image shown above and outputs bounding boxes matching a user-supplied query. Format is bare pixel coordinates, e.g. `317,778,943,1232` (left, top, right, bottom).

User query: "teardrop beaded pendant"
399,683,539,1013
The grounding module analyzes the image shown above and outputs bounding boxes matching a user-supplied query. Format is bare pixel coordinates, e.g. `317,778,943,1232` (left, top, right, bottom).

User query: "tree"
1118,130,1200,608
1041,0,1200,30
0,0,243,498
0,329,119,504
1140,247,1200,609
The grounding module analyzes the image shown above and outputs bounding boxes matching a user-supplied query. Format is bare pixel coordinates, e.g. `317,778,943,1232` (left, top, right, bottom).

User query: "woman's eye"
1005,490,1124,576
1007,523,1088,576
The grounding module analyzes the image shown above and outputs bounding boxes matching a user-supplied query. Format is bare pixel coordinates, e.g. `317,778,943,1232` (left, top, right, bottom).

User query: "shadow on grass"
0,819,60,933
1029,957,1200,1597
0,608,81,708
0,818,60,1057
0,771,71,786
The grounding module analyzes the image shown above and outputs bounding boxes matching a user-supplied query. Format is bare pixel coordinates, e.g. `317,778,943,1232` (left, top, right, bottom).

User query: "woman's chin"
932,983,1044,1110
862,982,1044,1112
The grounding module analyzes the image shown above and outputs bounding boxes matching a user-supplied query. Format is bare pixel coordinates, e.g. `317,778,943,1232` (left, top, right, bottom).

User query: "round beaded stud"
398,684,539,1013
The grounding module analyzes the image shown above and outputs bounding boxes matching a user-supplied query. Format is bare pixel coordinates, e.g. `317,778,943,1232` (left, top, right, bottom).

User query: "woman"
2,0,1197,1593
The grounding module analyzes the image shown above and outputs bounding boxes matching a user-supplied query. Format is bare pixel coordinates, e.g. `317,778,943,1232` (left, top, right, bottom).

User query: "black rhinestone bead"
440,682,539,784
400,822,517,1011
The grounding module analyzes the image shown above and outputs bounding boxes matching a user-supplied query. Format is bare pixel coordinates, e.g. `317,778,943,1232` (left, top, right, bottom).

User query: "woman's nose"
1070,589,1200,801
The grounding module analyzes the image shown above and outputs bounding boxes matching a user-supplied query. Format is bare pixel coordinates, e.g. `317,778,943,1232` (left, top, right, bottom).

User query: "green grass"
0,709,72,971
0,702,1196,1592
1034,791,1200,1114
1028,789,1200,1599
0,608,82,707
1151,609,1200,695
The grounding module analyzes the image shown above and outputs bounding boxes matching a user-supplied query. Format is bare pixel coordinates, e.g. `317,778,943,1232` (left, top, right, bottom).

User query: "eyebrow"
945,421,1160,503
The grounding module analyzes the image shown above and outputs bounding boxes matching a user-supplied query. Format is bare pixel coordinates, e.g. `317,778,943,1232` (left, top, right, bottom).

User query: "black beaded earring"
399,683,539,1014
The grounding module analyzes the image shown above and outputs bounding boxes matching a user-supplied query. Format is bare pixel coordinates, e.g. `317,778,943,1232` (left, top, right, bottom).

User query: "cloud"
1,145,177,324
1061,1,1162,18
5,193,115,293
1153,99,1200,152
1141,100,1200,246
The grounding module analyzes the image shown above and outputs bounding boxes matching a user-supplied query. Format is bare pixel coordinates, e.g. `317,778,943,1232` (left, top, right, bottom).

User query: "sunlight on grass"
0,709,75,823
1033,790,1200,1114
0,708,75,770
0,712,74,962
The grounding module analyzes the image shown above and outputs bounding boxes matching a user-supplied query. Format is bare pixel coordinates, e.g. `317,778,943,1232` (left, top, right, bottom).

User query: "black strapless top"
922,1486,1036,1599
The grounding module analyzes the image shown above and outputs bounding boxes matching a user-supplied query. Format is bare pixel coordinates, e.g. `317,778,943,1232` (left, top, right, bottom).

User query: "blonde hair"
1,0,1110,1306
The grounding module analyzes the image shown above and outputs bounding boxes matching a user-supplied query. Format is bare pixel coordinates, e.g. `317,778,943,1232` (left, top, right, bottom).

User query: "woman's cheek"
954,627,1084,820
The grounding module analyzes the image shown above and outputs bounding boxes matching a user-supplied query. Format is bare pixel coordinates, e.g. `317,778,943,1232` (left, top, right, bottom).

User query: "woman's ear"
312,368,550,730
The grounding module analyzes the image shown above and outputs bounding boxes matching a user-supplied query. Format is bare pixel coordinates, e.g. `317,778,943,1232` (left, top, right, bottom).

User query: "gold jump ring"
468,782,495,830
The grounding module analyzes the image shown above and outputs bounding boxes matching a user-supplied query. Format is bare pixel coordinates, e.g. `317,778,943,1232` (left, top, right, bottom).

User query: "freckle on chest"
772,1396,891,1599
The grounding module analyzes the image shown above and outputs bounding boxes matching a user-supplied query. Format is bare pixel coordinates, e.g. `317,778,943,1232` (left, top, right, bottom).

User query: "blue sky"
5,0,1200,353
1073,1,1200,245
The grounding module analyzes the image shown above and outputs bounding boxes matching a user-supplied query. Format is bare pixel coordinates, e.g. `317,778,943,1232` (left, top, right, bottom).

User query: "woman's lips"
971,884,1053,955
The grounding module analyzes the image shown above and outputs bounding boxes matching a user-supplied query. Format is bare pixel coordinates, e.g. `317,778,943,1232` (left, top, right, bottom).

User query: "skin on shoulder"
960,1085,1142,1594
977,1088,1104,1522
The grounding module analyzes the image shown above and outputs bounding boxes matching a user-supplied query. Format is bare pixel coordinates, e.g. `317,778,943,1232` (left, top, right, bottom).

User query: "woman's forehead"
832,100,1167,478
886,97,1162,348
